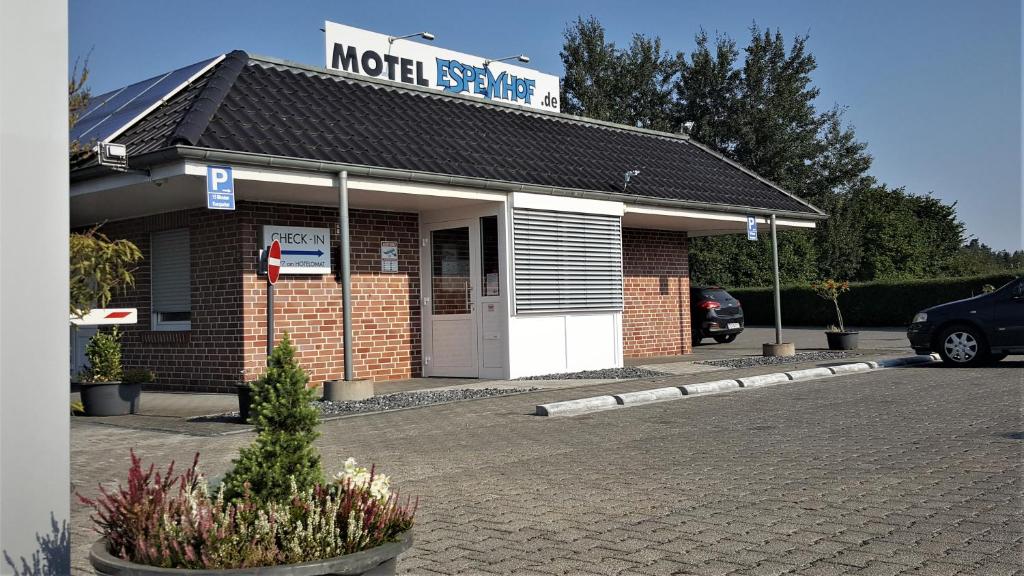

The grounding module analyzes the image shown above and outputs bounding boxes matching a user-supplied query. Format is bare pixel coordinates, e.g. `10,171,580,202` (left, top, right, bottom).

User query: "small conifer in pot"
221,332,322,503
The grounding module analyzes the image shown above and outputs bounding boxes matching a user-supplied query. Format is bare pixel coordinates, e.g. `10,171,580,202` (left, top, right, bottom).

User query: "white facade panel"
511,192,624,216
507,311,622,378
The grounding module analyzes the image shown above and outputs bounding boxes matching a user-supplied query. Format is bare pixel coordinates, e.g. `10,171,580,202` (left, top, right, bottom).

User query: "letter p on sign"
207,166,233,194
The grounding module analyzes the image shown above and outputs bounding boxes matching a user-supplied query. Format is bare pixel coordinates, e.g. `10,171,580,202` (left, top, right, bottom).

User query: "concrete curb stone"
828,362,873,375
786,367,835,381
535,354,940,417
737,373,792,388
614,387,683,406
536,395,618,417
679,379,741,395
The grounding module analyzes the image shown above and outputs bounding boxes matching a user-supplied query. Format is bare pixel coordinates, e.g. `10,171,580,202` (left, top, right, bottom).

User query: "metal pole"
267,280,274,363
339,171,353,381
771,214,782,345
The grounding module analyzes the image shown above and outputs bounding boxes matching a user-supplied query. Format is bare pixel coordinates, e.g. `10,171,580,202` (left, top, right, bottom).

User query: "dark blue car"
907,277,1024,366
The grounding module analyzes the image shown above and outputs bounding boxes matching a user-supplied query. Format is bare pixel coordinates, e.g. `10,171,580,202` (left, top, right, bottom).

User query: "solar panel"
71,55,222,145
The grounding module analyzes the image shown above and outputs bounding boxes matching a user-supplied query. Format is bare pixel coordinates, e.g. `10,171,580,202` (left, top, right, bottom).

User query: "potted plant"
812,279,859,350
81,334,417,575
76,327,145,416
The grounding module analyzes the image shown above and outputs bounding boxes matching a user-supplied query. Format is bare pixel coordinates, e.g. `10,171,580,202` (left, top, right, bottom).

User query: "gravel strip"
696,351,855,369
516,367,671,381
190,388,537,423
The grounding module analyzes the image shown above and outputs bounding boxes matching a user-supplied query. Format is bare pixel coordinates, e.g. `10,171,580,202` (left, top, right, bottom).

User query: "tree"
673,30,740,151
69,227,142,317
69,55,91,156
561,16,682,130
222,334,322,503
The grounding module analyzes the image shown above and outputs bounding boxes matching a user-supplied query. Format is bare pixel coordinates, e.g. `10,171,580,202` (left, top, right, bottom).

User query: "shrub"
79,328,122,383
221,333,322,503
811,279,850,332
80,452,416,570
730,272,1018,327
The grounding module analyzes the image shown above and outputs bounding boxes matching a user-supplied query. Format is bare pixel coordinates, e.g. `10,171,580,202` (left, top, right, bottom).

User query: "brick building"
70,50,824,391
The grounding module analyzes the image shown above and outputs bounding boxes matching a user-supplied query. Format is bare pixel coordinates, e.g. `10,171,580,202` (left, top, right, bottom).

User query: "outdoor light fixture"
388,31,435,44
623,169,641,190
95,141,128,171
482,54,530,67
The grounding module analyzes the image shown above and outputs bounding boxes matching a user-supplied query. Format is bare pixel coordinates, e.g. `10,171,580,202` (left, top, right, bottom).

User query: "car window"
700,289,734,301
995,278,1023,298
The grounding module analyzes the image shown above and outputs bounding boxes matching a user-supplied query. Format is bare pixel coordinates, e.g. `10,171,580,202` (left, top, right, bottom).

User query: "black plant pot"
90,530,413,575
79,382,141,416
825,331,859,350
236,384,252,423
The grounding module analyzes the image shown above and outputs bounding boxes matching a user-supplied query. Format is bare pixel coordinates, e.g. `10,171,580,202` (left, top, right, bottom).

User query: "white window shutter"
513,208,623,313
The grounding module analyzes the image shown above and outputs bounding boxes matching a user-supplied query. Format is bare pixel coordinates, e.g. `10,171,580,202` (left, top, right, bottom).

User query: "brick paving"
70,361,1023,575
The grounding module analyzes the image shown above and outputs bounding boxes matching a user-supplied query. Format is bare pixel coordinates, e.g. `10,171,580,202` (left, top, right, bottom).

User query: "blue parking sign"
206,165,235,210
746,215,758,241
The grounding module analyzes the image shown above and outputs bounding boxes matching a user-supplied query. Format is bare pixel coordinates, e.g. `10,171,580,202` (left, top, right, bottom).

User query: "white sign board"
324,21,561,113
381,241,398,273
69,308,138,326
261,226,331,275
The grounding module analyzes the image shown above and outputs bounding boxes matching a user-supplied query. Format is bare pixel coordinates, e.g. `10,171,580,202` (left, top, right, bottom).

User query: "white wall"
0,0,70,573
507,312,623,378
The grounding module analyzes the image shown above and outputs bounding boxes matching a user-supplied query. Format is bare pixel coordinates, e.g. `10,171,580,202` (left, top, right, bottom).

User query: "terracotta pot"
89,531,412,575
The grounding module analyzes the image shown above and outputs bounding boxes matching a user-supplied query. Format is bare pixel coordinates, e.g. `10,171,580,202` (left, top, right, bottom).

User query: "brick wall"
100,202,421,392
101,208,246,391
622,228,691,358
239,203,421,387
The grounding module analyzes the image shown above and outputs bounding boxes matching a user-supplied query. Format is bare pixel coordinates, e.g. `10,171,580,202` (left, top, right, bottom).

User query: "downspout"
339,171,353,381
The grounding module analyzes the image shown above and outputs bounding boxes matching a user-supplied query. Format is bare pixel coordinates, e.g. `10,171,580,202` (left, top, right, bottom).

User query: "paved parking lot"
70,359,1022,575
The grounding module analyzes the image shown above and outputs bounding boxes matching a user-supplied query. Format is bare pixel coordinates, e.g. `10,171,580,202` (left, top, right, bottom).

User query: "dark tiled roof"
94,51,821,216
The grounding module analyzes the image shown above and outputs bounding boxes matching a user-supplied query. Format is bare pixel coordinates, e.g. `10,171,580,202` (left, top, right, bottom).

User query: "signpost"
265,239,280,361
261,225,331,274
206,165,235,210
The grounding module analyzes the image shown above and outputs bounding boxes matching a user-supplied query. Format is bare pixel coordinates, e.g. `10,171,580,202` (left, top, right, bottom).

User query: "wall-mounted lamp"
388,31,435,44
482,54,530,67
623,169,641,191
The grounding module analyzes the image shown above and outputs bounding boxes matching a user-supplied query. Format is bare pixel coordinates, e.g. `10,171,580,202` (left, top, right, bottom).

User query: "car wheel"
713,334,737,344
692,331,703,346
937,325,988,367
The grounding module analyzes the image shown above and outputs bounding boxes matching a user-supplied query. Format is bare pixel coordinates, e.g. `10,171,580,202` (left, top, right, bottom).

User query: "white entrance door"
423,220,479,377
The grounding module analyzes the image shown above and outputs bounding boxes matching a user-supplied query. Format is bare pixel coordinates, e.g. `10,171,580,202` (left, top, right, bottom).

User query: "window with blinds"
513,208,623,313
151,228,191,330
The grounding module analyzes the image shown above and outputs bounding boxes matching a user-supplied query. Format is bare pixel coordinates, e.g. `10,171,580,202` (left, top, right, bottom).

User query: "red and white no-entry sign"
267,239,281,285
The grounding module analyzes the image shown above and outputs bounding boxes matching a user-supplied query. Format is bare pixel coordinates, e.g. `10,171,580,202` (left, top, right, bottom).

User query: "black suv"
908,277,1024,366
691,286,744,344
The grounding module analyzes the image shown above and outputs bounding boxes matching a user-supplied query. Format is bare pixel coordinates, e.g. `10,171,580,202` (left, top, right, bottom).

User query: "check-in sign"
261,225,331,274
206,165,235,210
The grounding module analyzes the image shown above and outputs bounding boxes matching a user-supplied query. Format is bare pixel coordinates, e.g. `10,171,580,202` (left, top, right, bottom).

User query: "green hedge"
728,273,1019,327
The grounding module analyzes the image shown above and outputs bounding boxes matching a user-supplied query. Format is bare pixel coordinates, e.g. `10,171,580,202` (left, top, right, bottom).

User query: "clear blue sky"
71,0,1022,250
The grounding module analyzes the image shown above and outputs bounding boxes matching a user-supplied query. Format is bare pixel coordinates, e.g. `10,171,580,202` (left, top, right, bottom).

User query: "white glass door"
423,220,479,377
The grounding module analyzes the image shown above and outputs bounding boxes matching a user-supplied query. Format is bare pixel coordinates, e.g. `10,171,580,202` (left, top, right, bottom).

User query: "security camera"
623,169,641,190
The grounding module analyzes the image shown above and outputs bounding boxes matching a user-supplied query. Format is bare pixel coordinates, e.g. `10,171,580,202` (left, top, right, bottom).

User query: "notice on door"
261,225,331,274
381,241,398,273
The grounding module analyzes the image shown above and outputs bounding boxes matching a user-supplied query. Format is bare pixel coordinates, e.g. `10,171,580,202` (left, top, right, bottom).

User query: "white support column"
1,0,71,572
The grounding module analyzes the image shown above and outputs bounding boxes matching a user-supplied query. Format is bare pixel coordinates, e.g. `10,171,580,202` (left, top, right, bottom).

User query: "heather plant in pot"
81,333,417,575
812,279,859,350
76,327,143,416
